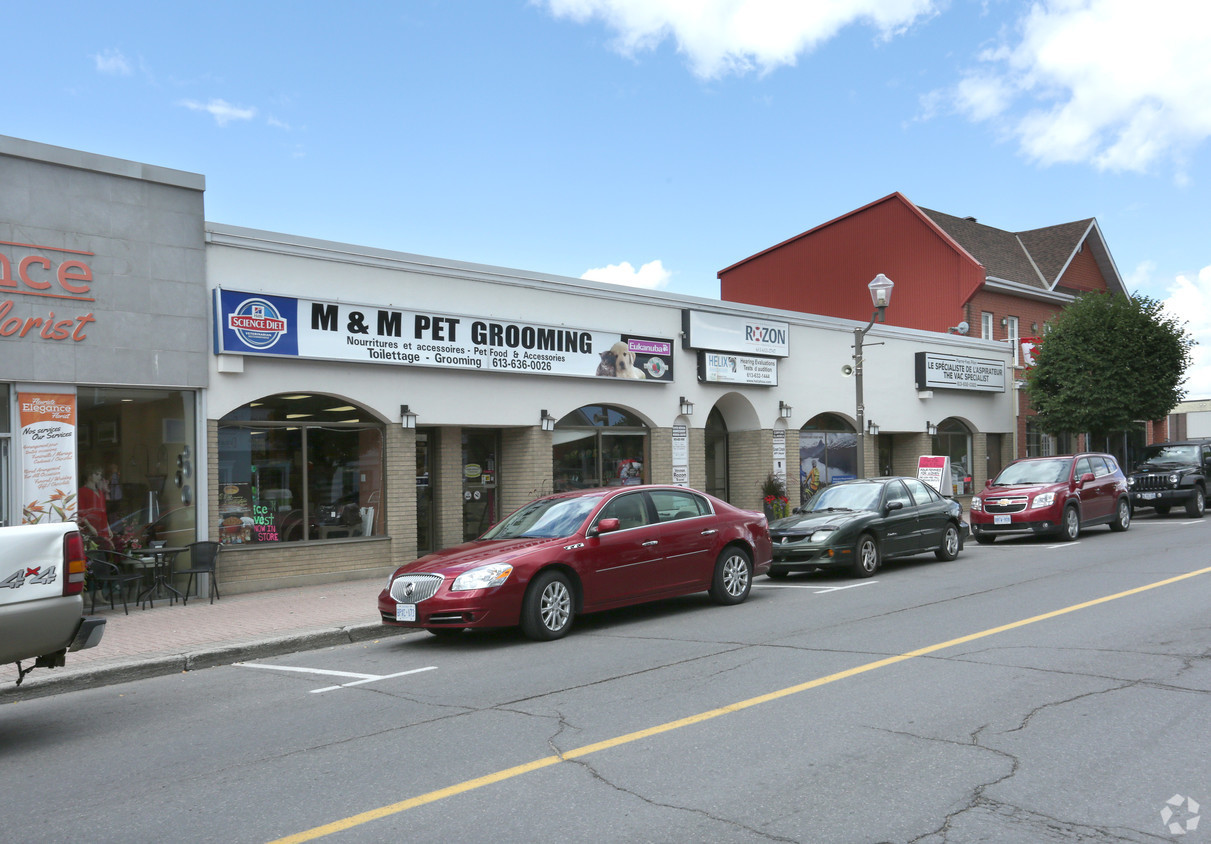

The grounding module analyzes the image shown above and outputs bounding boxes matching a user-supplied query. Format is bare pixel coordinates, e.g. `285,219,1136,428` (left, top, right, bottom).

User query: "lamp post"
855,274,894,478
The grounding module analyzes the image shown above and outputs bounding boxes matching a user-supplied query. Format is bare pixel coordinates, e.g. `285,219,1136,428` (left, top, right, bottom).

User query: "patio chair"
86,551,144,615
176,541,222,606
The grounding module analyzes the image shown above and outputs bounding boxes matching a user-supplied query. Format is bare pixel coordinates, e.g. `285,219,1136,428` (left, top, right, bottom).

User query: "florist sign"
0,240,98,345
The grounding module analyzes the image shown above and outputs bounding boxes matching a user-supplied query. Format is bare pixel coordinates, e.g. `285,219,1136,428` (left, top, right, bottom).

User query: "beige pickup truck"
0,523,105,686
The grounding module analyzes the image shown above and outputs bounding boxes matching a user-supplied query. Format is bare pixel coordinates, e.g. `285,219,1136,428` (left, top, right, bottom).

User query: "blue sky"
8,0,1211,396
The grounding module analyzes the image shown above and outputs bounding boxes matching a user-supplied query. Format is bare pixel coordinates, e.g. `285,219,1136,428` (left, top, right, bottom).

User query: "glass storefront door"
462,430,499,542
416,430,433,555
704,407,728,501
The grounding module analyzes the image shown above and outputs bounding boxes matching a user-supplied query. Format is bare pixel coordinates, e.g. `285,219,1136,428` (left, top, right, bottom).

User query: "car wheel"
1060,505,1080,541
767,569,789,579
427,627,464,638
709,546,753,605
1155,505,1171,515
1109,498,1131,532
520,570,574,641
852,534,880,577
1186,486,1206,518
935,523,961,561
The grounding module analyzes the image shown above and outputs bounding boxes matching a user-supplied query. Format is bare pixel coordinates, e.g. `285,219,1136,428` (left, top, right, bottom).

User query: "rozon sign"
0,240,97,342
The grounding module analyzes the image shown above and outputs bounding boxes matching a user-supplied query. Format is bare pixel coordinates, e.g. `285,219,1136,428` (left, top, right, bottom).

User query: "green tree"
1024,292,1194,441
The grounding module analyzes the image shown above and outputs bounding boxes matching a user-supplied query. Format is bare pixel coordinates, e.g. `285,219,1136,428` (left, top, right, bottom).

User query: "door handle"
700,529,717,536
642,540,659,546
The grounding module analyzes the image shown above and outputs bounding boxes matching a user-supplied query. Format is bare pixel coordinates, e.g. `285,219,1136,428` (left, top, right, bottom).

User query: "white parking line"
756,580,879,593
235,662,437,694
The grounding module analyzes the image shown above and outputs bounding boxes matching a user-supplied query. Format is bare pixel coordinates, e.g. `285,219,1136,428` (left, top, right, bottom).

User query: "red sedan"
379,485,772,640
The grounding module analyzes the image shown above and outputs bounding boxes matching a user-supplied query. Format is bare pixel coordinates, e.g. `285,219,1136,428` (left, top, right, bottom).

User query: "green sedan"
768,477,967,579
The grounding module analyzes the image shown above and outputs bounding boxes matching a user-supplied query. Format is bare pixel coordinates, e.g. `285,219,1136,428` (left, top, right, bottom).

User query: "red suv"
970,453,1130,543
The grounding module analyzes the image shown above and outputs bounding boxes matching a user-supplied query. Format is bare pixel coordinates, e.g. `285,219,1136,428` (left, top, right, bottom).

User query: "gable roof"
921,207,1125,295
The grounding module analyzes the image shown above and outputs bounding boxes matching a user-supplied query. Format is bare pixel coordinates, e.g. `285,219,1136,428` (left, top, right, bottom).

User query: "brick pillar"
384,424,417,562
728,428,772,510
434,426,463,549
648,426,672,484
501,426,553,511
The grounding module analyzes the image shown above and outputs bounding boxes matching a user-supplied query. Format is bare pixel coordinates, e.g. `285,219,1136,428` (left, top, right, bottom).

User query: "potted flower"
760,473,790,521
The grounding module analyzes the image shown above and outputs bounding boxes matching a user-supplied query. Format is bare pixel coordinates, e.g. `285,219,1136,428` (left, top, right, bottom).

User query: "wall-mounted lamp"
400,404,418,429
926,421,938,437
1000,317,1008,327
866,420,880,436
779,400,793,419
679,396,694,416
540,409,556,432
1031,322,1039,333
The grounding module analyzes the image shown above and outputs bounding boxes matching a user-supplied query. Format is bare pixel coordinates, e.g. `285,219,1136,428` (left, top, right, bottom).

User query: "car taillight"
63,530,87,596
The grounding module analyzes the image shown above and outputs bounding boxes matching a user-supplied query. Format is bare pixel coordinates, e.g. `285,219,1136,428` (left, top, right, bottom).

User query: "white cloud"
179,98,258,127
939,0,1211,175
581,259,672,289
1162,265,1211,398
93,48,132,76
539,0,939,78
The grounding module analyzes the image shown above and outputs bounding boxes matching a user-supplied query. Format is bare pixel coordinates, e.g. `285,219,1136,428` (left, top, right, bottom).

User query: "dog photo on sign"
596,341,646,379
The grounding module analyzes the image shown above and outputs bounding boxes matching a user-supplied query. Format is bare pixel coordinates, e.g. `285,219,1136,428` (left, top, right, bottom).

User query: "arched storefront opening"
704,407,728,501
799,413,856,504
553,405,648,491
217,394,384,544
932,418,973,496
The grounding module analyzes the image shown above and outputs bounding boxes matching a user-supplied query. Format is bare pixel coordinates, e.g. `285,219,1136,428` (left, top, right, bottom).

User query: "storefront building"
0,137,207,562
3,137,1014,594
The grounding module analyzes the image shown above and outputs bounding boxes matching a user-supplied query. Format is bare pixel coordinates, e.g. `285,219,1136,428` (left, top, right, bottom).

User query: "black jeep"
1127,440,1210,517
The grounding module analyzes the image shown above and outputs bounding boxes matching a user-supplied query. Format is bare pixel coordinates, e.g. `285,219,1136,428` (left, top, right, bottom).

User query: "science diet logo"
228,298,288,350
1160,794,1201,836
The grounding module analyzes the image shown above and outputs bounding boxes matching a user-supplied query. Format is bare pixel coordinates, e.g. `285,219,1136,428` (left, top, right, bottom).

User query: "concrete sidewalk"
1,576,415,702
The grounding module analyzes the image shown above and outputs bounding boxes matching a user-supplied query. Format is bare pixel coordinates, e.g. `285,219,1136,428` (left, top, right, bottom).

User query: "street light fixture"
855,273,894,478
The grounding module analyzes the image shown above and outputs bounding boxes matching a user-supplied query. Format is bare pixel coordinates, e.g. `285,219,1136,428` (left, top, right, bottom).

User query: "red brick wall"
1056,245,1106,293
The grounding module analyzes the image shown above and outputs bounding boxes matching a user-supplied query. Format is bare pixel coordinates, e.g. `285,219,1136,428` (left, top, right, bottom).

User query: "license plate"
994,514,1011,525
1139,492,1158,500
395,603,417,622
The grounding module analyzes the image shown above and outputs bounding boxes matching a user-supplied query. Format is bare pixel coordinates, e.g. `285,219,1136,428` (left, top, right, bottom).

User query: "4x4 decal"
0,566,58,589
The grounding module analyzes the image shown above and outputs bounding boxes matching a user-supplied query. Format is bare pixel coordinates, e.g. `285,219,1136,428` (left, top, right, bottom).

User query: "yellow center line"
269,565,1211,843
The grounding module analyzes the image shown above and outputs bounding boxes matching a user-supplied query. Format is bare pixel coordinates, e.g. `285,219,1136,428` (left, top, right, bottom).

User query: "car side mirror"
1079,472,1095,485
593,517,621,535
885,500,903,513
985,479,992,488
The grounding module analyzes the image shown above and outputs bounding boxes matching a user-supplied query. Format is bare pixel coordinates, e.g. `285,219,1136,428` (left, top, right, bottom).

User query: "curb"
1,623,417,704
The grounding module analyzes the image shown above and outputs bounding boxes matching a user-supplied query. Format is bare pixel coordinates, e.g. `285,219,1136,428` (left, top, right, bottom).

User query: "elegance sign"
915,352,1006,393
0,240,97,343
214,289,676,382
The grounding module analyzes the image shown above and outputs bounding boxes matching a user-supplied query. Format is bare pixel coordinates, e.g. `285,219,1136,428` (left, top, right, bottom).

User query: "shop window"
218,395,383,544
799,413,856,504
1025,421,1055,458
75,387,198,552
553,405,648,492
931,418,973,495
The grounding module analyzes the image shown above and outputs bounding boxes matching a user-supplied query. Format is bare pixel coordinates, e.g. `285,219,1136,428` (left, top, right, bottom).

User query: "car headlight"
1170,473,1180,485
451,563,514,591
1031,492,1056,509
970,497,983,512
810,529,836,542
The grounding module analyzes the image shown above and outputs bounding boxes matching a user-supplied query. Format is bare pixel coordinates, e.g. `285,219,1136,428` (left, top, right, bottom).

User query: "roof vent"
963,216,977,222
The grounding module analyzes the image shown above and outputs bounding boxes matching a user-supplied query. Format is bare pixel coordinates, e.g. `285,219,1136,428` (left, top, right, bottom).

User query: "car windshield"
1139,445,1200,465
804,482,882,512
480,494,605,540
994,458,1071,485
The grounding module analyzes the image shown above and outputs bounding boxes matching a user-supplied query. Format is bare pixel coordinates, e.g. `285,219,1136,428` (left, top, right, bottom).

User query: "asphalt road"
3,512,1208,843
